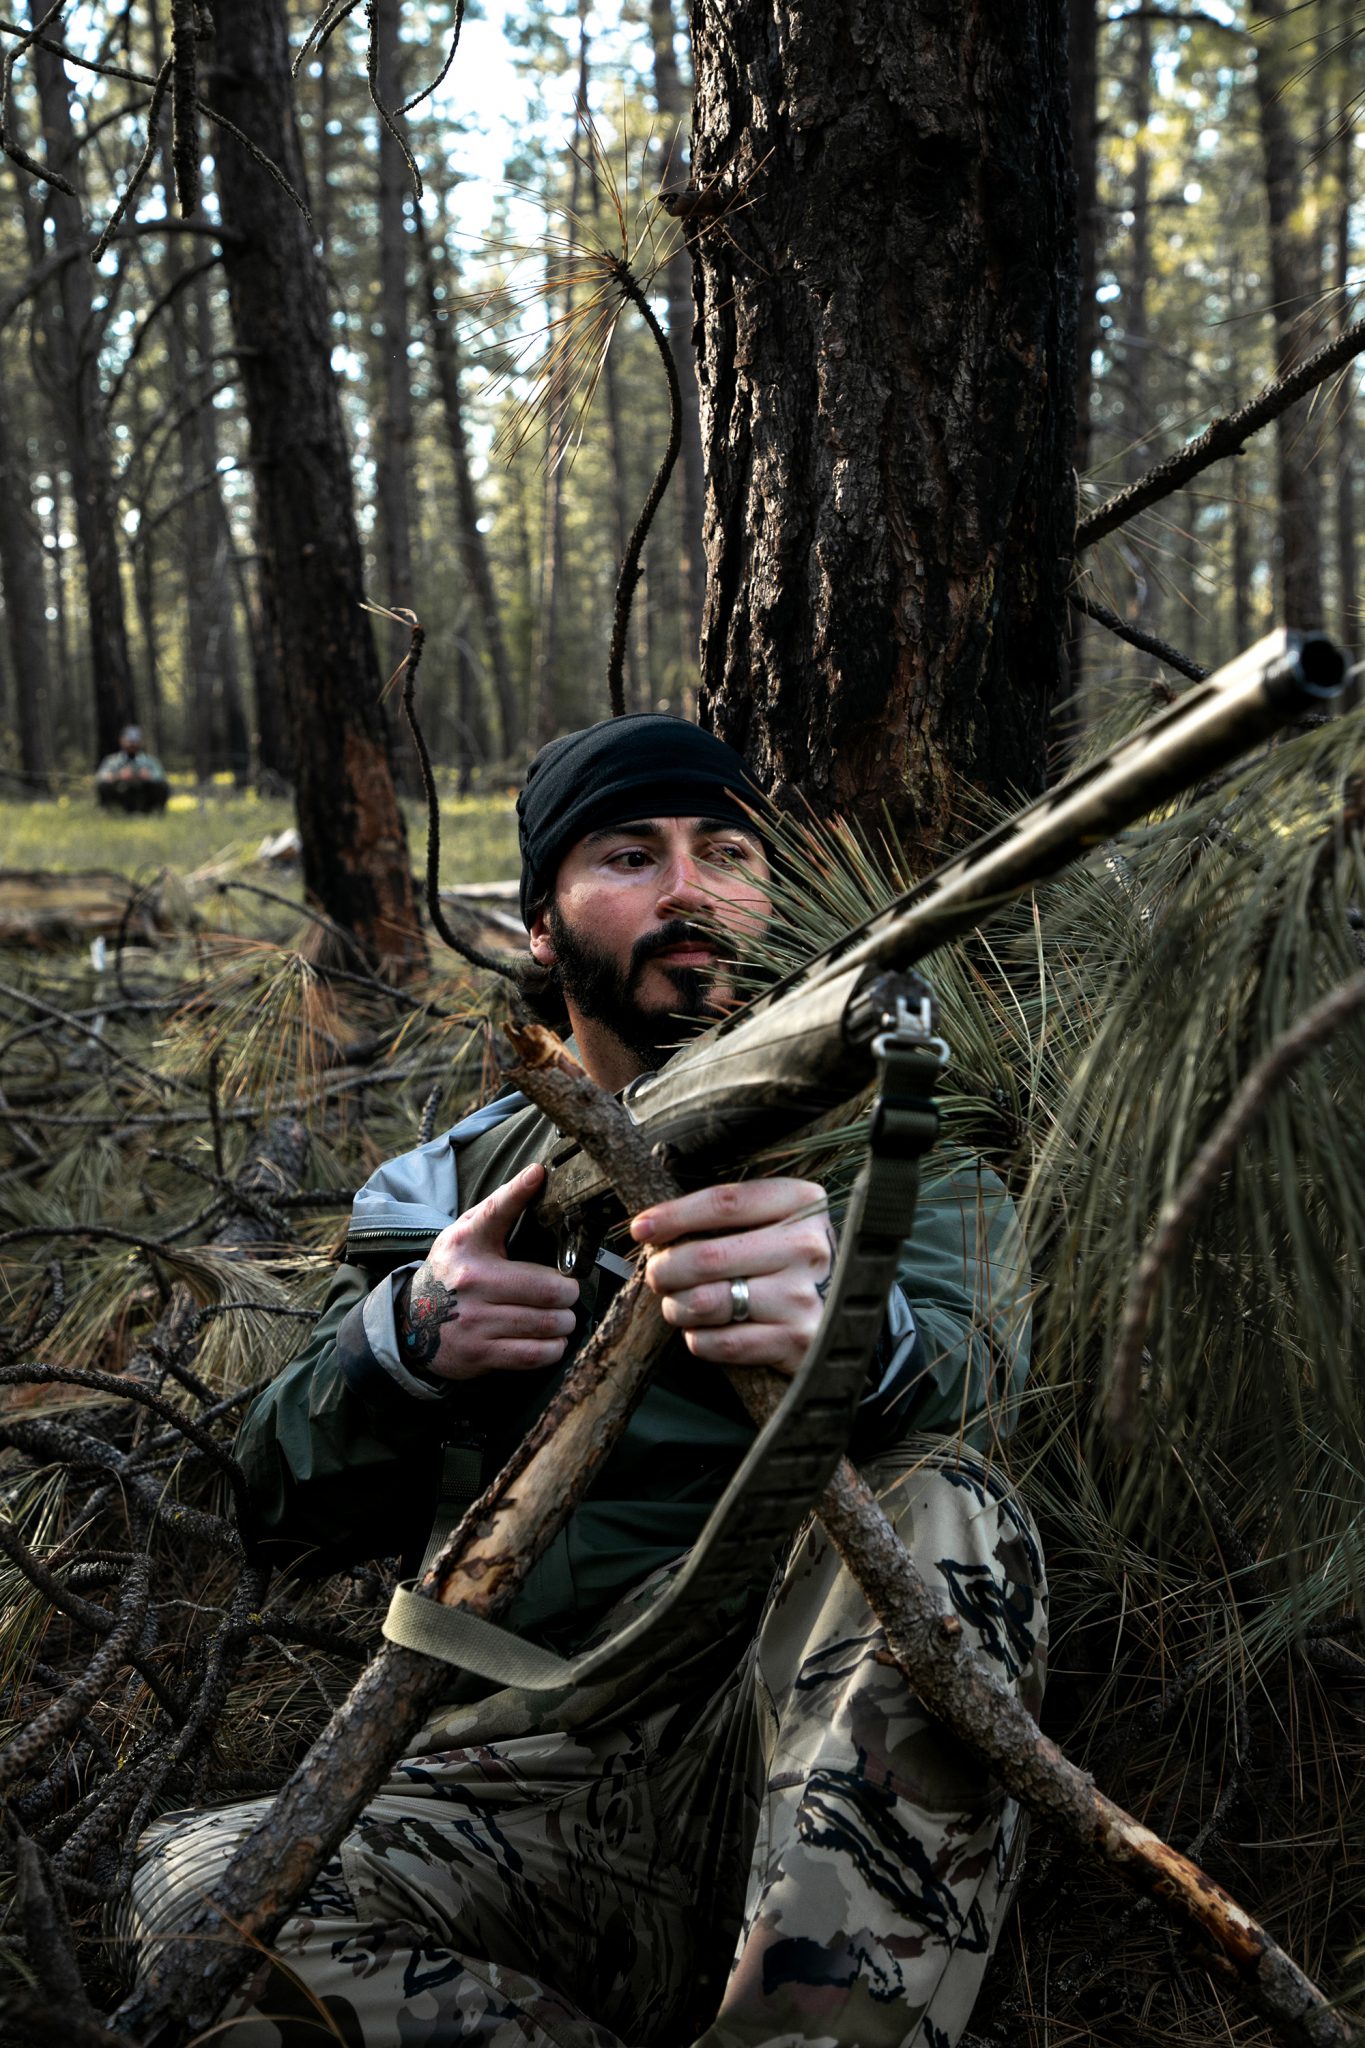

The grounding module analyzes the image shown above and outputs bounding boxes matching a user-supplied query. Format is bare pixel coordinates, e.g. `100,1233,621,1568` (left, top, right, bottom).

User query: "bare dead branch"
1070,589,1210,682
1077,311,1365,549
0,215,240,333
90,55,171,262
1106,970,1365,1440
606,254,682,719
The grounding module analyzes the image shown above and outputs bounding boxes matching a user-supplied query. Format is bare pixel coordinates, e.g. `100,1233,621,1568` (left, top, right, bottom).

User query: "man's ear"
528,907,556,968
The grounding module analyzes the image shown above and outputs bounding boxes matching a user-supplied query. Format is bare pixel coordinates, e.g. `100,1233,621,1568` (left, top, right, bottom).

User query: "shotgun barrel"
539,630,1348,1232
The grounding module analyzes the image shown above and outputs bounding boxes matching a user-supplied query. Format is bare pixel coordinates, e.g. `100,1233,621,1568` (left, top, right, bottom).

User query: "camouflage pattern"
121,1440,1047,2047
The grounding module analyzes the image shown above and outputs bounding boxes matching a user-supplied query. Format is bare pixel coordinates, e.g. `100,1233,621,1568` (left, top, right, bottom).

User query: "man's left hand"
630,1178,835,1378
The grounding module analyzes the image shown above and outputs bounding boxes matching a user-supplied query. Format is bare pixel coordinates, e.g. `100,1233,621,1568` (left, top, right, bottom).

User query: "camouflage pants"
122,1442,1047,2048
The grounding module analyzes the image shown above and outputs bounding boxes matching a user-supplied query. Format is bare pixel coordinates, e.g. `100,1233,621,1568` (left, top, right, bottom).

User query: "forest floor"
3,752,1364,2048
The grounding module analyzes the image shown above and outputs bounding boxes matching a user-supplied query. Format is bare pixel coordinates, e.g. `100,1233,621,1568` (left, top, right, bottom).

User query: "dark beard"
547,908,727,1072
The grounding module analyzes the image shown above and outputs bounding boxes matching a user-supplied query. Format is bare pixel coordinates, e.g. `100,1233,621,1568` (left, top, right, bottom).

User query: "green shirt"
235,1100,1030,1651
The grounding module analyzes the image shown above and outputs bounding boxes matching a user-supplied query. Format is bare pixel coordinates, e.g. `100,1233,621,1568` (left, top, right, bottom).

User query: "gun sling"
383,1026,946,1690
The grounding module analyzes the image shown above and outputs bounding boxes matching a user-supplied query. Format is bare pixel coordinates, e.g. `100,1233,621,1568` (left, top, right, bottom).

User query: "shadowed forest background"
4,4,1365,2047
3,0,1360,806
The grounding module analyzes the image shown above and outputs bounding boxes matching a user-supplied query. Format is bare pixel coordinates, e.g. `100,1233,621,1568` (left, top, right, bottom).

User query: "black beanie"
516,714,765,924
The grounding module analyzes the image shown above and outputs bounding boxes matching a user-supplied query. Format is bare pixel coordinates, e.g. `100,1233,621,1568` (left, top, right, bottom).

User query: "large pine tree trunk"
205,0,425,972
32,43,139,761
690,0,1076,851
1253,0,1326,630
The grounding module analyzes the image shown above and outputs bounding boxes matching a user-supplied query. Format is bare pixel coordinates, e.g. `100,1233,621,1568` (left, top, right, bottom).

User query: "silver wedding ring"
728,1277,752,1324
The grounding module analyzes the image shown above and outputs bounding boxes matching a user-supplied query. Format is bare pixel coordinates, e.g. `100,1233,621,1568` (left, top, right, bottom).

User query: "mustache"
629,919,732,975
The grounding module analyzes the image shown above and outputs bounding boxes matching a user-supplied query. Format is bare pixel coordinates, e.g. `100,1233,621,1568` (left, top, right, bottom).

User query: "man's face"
529,816,770,1072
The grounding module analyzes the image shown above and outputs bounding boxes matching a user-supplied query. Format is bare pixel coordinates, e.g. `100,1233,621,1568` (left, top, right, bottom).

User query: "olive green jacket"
235,1094,1030,1652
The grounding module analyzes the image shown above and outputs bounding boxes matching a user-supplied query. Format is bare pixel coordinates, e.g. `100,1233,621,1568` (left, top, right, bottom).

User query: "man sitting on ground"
123,714,1046,2048
95,725,169,813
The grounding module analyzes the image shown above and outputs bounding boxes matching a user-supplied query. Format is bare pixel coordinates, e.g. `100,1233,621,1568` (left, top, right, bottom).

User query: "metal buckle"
871,988,951,1071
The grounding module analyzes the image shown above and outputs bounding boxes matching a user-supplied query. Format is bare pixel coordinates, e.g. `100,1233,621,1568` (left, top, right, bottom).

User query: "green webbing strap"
418,1444,485,1577
383,1029,947,1690
385,1586,580,1688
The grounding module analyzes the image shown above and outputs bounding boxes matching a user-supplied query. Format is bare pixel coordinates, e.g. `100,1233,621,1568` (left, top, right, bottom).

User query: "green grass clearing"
0,786,521,886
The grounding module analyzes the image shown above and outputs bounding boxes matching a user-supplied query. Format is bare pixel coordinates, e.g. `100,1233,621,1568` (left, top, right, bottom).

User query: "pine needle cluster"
742,704,1365,2042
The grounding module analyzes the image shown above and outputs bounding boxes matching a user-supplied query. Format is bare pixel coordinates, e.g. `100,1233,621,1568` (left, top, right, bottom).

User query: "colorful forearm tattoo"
398,1261,460,1370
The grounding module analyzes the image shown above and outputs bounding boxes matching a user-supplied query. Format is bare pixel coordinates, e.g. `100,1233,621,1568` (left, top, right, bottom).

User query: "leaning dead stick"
113,1167,678,2045
505,1026,1358,2048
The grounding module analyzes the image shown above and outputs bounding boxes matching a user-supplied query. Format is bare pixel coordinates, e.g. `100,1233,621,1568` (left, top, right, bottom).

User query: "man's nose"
657,855,706,913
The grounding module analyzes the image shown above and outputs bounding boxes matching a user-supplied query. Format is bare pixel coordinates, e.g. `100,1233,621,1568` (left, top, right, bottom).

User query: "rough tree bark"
1253,0,1327,629
0,385,56,790
32,42,139,761
689,0,1077,852
204,0,425,972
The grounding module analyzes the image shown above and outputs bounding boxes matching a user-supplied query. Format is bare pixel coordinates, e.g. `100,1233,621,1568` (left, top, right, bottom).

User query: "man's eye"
609,847,652,869
704,842,754,868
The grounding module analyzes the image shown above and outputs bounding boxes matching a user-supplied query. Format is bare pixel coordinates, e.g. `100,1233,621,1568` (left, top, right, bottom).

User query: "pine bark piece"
689,0,1076,846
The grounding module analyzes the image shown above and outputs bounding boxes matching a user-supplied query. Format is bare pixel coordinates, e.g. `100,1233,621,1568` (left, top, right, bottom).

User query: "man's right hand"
393,1162,579,1382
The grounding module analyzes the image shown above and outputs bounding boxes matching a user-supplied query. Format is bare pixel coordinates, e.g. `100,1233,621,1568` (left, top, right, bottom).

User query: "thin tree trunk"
372,0,422,794
167,269,217,783
374,0,416,624
1336,13,1356,659
532,3,589,744
691,0,1076,845
1231,476,1255,652
0,387,55,791
32,42,138,760
195,269,250,783
1062,0,1099,731
47,470,77,759
455,607,488,791
205,0,425,973
649,0,705,669
133,537,163,755
1253,0,1327,628
1122,10,1154,657
416,212,519,759
1071,0,1099,480
241,551,291,784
